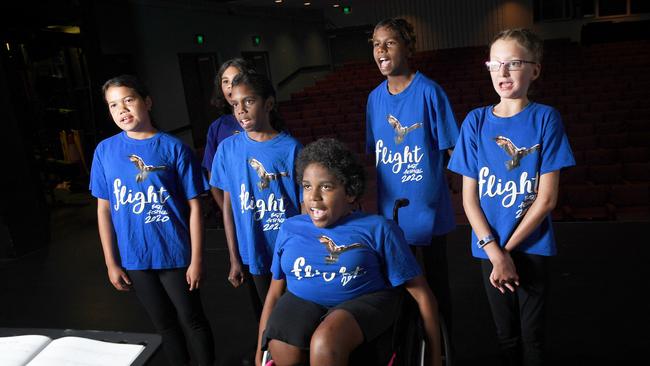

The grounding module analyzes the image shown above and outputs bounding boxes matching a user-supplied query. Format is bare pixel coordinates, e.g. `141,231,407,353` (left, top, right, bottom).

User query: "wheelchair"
262,199,453,366
262,301,451,366
385,198,453,366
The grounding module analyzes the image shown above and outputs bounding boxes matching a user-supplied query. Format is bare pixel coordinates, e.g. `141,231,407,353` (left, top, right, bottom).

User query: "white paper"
25,336,144,366
0,335,52,366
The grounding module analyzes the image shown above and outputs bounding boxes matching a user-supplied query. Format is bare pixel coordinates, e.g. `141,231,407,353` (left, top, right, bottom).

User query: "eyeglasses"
485,60,537,72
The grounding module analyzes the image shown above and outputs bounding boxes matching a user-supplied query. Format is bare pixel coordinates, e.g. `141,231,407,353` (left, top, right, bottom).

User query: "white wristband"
476,234,495,249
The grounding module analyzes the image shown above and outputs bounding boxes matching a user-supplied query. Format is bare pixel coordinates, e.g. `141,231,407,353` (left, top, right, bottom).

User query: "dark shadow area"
1,190,647,365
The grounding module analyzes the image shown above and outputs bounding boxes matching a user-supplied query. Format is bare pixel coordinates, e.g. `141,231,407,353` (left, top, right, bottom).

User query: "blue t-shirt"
211,131,302,275
89,132,209,270
202,114,243,172
272,212,421,307
366,71,459,245
447,103,576,259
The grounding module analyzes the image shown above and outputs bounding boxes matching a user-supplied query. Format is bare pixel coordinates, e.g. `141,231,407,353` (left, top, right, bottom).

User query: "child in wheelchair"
255,138,442,366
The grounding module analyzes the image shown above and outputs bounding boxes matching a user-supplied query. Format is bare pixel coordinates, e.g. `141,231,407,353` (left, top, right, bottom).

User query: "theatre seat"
588,164,623,185
623,162,650,182
276,39,650,224
610,183,650,221
562,184,613,221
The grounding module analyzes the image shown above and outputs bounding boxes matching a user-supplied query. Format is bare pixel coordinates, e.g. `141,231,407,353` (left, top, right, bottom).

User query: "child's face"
372,26,410,77
105,86,153,134
230,83,273,132
302,163,356,228
220,66,240,106
489,38,540,101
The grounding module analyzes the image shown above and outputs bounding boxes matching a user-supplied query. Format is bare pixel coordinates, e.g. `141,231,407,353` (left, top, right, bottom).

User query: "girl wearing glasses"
448,29,575,365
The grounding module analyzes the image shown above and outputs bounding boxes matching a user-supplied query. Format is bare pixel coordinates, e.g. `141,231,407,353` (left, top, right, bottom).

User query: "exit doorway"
178,53,219,149
241,51,272,82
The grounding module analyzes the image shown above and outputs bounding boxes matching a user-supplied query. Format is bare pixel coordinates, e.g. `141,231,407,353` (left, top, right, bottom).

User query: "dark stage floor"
1,191,648,365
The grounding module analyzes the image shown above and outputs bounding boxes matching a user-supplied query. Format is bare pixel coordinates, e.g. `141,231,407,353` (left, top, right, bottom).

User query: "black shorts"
262,289,401,350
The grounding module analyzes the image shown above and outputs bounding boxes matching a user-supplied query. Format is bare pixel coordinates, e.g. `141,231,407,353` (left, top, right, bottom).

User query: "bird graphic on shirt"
493,136,541,171
387,114,422,144
128,154,167,182
319,235,363,264
249,158,289,190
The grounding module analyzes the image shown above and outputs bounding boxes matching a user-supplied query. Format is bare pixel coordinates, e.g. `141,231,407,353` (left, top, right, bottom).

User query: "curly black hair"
295,138,365,201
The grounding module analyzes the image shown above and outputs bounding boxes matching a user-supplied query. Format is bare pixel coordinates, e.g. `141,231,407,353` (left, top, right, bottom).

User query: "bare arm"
461,176,518,293
186,198,204,291
97,198,131,291
210,187,225,211
405,276,442,366
223,190,244,287
256,279,286,366
503,171,560,252
206,171,226,211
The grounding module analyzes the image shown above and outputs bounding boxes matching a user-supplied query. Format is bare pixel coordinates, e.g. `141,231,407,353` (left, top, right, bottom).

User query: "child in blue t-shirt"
210,72,302,320
366,18,459,339
89,75,214,366
447,29,575,365
203,58,253,212
256,138,443,366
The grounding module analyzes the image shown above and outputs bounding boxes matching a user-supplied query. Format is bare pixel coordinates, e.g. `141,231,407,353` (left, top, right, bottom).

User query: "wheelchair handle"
392,198,410,224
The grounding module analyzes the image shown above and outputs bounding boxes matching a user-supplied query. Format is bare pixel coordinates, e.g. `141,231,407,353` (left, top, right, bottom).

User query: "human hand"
107,265,131,291
186,261,203,291
490,251,519,293
228,261,245,288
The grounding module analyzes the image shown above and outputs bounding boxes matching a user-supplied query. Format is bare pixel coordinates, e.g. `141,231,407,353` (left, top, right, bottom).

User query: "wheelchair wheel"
397,309,453,366
390,292,425,366
439,313,452,366
262,350,274,366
